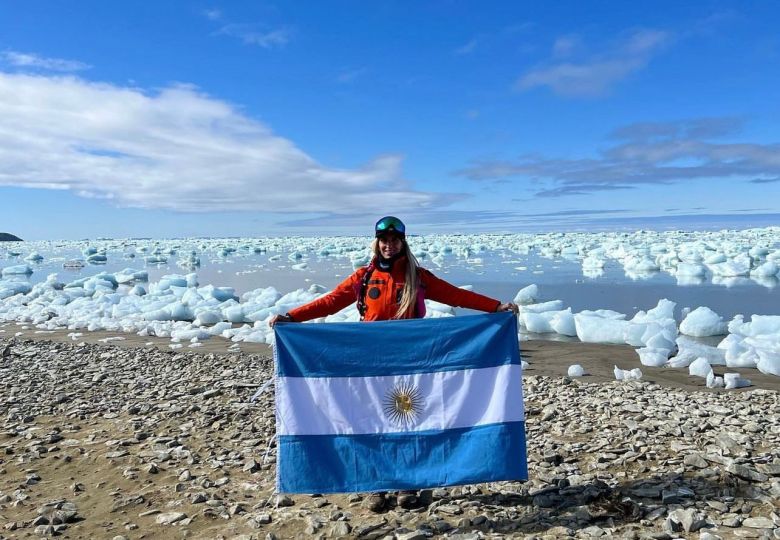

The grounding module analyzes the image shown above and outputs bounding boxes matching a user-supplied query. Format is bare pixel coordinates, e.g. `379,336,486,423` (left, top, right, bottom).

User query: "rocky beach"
1,329,778,540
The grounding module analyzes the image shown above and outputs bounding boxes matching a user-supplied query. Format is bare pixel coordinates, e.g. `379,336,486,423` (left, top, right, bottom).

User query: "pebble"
0,337,778,539
155,511,187,525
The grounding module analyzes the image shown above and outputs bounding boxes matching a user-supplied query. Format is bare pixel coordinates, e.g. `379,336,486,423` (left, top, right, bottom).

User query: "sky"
1,1,779,240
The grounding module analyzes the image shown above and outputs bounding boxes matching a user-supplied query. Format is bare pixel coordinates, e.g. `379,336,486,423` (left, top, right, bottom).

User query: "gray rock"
683,453,709,468
330,521,351,536
155,511,187,525
662,486,695,504
395,532,427,540
726,463,769,483
741,516,774,528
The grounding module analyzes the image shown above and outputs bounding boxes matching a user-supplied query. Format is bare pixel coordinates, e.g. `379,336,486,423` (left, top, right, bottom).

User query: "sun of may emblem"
383,382,423,425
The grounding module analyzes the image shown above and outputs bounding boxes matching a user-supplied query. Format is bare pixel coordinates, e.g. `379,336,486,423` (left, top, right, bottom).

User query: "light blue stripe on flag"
278,422,527,493
274,312,527,493
274,312,521,378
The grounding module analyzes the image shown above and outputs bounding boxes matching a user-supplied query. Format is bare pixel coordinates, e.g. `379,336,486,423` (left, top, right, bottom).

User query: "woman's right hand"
269,314,295,327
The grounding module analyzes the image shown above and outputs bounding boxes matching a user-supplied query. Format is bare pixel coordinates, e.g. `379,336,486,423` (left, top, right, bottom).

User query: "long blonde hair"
371,238,420,319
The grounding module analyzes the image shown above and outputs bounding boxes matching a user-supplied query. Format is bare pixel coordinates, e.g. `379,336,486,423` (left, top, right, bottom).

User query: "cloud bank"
516,29,671,97
2,51,91,72
457,117,780,197
0,72,449,213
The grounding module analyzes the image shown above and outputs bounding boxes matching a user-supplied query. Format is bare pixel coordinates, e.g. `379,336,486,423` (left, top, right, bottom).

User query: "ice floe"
2,226,779,384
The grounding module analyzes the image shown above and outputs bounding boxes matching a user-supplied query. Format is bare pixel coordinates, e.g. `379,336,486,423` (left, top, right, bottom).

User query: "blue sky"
1,1,779,240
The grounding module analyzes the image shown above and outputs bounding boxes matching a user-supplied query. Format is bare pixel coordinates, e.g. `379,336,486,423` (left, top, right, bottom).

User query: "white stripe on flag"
276,364,523,436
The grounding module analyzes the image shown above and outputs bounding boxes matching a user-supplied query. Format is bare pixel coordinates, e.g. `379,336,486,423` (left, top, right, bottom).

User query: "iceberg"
679,306,727,337
636,347,668,367
513,284,538,304
688,357,713,378
567,364,586,377
724,372,751,389
614,365,642,381
1,265,33,277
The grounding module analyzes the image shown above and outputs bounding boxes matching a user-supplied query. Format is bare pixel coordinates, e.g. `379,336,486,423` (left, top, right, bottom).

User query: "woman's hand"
496,302,519,314
269,314,295,327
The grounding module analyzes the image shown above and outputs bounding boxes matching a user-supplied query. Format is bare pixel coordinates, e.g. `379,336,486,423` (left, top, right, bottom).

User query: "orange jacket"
288,256,501,322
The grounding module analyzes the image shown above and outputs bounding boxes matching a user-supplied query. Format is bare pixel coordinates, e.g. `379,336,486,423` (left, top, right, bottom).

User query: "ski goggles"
375,216,406,237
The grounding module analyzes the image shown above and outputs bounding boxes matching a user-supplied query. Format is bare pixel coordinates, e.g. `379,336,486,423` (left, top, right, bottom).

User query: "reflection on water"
624,269,658,281
676,275,706,287
582,268,604,279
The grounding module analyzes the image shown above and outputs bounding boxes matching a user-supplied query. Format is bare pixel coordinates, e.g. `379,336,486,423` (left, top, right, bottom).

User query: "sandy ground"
1,321,779,539
3,322,778,393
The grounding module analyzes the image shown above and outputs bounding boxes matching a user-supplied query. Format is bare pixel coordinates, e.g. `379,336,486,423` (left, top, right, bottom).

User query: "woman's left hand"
496,302,519,314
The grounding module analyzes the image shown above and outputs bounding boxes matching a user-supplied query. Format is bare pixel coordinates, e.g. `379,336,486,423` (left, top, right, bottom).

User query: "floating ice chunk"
575,314,629,344
351,254,370,268
513,284,538,305
688,357,713,378
728,314,780,337
709,254,751,277
634,298,677,323
567,364,586,377
115,268,148,284
87,253,107,263
724,372,751,389
199,284,236,302
676,263,706,277
751,261,779,277
550,309,577,336
680,306,728,337
194,310,223,326
625,256,659,273
1,264,33,277
0,281,33,299
522,308,575,336
614,366,642,381
645,332,676,351
582,255,606,269
521,300,563,313
719,334,758,368
578,309,626,320
706,371,725,388
704,253,726,264
425,300,456,317
292,262,308,271
129,285,147,296
24,252,44,262
522,311,553,333
669,336,727,368
756,346,780,376
637,347,669,367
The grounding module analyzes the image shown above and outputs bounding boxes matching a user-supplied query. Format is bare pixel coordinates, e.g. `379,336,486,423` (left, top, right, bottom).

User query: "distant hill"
0,233,22,242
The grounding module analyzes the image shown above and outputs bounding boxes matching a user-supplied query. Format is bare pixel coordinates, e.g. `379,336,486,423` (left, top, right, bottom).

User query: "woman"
269,216,518,511
271,216,518,325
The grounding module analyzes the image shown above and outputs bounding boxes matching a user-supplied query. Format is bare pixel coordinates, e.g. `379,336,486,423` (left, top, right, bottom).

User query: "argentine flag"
274,311,527,493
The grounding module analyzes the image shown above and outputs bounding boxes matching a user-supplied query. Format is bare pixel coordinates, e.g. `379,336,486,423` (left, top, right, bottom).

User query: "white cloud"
216,24,291,48
2,51,91,72
336,67,365,84
516,29,671,97
551,35,580,58
0,72,448,213
454,39,478,55
456,117,780,197
203,8,222,21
